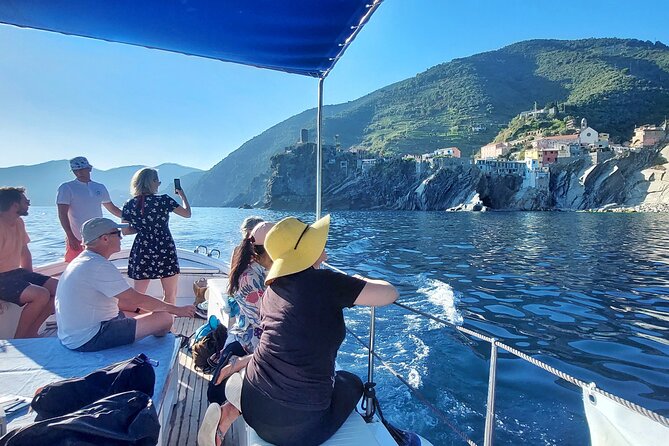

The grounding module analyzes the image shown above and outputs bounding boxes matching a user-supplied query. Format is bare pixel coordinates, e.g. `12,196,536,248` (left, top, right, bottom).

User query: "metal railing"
324,262,669,445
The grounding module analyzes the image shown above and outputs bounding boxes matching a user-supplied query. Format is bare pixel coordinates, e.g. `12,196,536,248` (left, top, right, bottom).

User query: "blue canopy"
0,0,382,78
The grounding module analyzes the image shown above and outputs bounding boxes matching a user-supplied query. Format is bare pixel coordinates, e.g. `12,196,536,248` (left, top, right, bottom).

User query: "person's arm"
20,244,33,272
172,189,192,218
353,275,399,307
120,218,138,235
116,288,195,318
214,354,252,385
57,203,81,250
102,201,122,218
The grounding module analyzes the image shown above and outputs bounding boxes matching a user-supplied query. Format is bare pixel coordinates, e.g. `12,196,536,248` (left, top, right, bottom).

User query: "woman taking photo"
199,215,398,446
121,168,191,305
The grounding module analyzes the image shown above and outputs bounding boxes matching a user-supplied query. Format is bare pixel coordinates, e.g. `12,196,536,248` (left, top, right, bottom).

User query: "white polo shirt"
55,250,131,349
56,179,112,240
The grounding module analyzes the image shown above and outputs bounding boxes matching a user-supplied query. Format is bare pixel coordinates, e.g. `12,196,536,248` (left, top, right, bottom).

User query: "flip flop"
198,402,221,446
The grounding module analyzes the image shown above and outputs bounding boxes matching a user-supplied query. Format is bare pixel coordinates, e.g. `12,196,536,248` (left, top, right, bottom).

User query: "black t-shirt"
245,267,366,411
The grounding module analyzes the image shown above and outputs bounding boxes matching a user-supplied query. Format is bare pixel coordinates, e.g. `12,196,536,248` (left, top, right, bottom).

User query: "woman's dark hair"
228,238,266,295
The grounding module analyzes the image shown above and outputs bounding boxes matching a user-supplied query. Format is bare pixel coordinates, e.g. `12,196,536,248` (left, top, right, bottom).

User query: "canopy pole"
316,77,324,219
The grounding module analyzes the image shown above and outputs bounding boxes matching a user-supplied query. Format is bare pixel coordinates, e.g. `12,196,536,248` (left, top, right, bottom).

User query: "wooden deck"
166,316,210,446
167,316,247,446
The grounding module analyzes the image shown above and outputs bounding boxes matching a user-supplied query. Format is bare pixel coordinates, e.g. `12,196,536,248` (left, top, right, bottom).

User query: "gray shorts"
75,312,137,352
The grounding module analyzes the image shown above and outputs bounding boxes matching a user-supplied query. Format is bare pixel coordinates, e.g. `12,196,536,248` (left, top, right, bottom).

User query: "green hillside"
192,38,669,207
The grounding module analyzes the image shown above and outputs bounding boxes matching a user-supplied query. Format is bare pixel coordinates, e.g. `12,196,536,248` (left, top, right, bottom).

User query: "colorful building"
632,124,667,148
480,142,511,159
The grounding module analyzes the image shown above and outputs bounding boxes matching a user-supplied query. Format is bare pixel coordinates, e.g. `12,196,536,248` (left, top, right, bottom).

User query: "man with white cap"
56,156,122,262
55,217,196,352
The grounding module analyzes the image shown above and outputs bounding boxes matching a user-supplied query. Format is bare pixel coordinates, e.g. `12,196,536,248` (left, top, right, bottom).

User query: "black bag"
206,340,247,404
30,354,156,420
191,324,228,372
0,391,159,446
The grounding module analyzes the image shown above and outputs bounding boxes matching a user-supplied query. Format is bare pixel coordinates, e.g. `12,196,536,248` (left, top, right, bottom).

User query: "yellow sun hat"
264,214,331,284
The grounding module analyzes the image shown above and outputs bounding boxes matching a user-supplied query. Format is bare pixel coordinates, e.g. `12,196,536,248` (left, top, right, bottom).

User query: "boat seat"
0,300,22,339
245,410,378,446
1,334,180,445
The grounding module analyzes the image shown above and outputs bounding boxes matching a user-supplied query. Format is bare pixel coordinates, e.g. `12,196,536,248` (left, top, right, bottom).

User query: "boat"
1,2,668,445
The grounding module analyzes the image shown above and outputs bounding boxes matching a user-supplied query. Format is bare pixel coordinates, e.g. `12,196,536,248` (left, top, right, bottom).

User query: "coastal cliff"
189,38,669,207
264,144,669,211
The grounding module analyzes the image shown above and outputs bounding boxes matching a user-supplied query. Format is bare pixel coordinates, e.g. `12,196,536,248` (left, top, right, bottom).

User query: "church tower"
581,118,588,130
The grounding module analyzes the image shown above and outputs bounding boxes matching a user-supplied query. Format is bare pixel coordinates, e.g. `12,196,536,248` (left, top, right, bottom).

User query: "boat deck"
166,316,243,446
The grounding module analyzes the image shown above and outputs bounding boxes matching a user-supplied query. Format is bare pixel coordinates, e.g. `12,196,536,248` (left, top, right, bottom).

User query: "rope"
345,327,478,446
393,301,669,429
325,263,669,430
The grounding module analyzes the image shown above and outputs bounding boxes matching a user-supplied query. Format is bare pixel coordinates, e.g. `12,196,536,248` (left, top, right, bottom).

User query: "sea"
25,206,669,445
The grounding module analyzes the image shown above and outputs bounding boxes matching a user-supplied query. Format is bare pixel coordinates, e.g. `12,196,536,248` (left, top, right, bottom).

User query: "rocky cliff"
264,145,669,212
190,38,669,207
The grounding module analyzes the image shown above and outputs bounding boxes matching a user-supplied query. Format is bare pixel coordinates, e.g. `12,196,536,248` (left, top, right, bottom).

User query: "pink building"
632,125,667,148
480,142,510,159
541,149,558,166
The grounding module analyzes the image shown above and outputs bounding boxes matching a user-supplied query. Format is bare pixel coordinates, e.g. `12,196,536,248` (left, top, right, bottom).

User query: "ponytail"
228,238,256,295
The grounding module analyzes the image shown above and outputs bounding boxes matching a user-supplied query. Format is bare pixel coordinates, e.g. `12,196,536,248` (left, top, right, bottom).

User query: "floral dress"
227,261,266,353
122,194,179,280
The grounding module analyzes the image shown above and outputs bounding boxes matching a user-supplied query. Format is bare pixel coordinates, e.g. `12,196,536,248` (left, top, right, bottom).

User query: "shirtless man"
55,217,196,352
56,156,122,262
0,187,56,338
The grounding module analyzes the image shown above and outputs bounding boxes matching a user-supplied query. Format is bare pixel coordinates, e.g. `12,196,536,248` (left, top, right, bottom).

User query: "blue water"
25,207,669,445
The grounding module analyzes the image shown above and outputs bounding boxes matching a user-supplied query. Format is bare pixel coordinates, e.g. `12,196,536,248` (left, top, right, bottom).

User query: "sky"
1,1,668,171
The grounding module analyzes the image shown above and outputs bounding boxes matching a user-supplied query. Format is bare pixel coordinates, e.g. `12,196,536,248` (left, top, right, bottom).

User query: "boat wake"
415,277,464,326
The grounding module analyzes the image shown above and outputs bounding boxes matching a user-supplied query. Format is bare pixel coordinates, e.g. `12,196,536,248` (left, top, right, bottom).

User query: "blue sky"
1,1,668,170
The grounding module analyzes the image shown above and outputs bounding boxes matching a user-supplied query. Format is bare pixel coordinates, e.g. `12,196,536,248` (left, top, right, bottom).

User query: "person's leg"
160,274,179,305
15,284,52,338
216,402,241,444
64,240,83,263
309,371,364,445
133,311,174,340
133,279,150,294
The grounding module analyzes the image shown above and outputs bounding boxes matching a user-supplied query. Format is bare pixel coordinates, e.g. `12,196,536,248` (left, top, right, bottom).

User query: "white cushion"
0,300,22,339
246,410,378,446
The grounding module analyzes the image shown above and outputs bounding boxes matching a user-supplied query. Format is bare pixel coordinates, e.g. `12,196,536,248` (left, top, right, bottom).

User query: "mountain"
0,161,203,206
190,38,669,207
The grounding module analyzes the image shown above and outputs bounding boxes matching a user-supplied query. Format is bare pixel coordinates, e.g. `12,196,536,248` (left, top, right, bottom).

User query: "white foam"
417,278,464,325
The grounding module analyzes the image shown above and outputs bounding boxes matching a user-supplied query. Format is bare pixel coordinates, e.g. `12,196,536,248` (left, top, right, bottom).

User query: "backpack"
191,324,228,372
30,354,156,421
189,315,219,348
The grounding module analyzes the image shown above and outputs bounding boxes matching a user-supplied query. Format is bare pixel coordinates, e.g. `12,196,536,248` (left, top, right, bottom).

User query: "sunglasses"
105,230,122,237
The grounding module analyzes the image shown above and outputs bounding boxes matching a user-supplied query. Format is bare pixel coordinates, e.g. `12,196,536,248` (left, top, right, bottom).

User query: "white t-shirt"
56,179,112,240
56,250,131,349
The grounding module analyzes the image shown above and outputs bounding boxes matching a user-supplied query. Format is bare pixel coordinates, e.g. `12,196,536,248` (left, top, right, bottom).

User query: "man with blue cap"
56,156,122,262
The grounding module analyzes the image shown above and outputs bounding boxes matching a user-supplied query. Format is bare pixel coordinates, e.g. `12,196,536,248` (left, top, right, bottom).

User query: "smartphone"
174,178,182,193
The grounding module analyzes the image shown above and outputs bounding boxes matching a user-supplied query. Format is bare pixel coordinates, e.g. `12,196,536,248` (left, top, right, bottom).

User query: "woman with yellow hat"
198,214,398,446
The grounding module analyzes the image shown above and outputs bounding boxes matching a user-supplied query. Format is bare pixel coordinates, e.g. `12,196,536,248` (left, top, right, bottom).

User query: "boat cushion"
0,333,179,430
245,410,379,445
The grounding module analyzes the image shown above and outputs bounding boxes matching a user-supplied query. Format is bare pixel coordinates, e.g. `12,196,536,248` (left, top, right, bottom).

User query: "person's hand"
176,188,186,198
214,356,240,385
175,304,196,318
68,236,82,251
